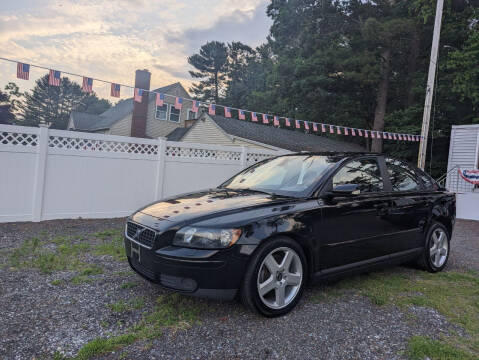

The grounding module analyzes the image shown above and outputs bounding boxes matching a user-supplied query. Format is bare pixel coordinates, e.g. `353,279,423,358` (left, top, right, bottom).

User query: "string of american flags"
5,57,422,142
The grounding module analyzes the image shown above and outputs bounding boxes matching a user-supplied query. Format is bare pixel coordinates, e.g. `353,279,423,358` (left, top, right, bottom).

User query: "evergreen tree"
188,41,228,102
19,75,111,129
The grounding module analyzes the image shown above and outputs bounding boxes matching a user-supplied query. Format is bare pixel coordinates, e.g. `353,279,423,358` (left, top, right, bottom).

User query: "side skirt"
311,247,423,283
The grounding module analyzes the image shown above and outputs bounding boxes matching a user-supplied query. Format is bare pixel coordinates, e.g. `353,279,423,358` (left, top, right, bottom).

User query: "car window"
222,155,341,197
385,158,421,192
333,159,383,193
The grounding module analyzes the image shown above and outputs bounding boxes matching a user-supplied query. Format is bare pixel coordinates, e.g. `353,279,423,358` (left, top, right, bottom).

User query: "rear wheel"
241,237,306,317
418,222,450,272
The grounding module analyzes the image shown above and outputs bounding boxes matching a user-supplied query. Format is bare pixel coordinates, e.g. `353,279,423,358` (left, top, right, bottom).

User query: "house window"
155,104,168,120
187,110,196,120
169,106,181,123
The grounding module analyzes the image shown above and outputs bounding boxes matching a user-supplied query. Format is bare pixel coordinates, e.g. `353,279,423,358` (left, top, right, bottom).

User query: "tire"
241,236,307,317
417,221,451,273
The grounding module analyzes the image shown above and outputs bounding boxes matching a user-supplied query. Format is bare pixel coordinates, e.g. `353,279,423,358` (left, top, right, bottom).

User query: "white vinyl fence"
0,124,283,223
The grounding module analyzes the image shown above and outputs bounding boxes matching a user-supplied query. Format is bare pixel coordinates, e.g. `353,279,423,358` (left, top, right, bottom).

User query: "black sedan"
124,153,455,316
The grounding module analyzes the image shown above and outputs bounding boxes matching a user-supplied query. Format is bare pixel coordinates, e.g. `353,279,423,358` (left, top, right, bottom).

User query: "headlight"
173,227,242,249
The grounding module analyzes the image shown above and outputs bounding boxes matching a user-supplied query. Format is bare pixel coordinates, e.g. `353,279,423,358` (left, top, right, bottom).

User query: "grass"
92,230,125,261
120,281,138,289
74,333,137,360
73,293,204,359
107,297,145,313
407,336,476,360
6,229,125,274
311,268,479,359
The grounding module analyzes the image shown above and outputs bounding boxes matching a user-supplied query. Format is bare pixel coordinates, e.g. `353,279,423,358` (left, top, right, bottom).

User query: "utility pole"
418,0,444,170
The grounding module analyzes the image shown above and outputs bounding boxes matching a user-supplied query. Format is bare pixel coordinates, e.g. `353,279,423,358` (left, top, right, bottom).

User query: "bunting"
1,56,423,143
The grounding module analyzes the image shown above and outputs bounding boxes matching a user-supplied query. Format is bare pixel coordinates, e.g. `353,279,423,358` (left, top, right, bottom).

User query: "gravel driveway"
0,219,477,360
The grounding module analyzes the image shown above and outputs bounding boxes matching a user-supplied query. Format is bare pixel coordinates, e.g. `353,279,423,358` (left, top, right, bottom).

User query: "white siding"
446,125,479,192
182,116,271,150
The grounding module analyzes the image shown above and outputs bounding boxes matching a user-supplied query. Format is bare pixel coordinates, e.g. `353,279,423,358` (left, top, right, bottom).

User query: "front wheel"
418,222,450,272
241,237,306,317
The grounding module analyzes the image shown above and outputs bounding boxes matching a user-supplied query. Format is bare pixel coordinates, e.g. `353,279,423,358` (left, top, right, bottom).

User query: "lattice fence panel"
0,131,38,147
246,152,275,164
165,145,242,161
48,135,158,155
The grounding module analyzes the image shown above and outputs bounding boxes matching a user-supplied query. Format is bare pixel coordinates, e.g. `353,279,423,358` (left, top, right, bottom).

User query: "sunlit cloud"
0,0,271,100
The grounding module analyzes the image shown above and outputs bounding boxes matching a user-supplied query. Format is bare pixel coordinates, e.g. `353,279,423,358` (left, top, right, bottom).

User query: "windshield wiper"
228,188,291,199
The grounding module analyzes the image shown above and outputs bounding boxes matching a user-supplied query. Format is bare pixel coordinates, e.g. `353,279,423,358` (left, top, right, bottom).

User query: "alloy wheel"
256,247,303,310
430,228,448,268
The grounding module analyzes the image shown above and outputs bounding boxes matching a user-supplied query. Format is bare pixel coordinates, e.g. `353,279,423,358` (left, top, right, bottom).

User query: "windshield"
221,155,340,197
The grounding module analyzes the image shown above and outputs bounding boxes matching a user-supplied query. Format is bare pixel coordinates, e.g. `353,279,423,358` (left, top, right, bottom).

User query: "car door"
382,158,430,254
318,156,396,270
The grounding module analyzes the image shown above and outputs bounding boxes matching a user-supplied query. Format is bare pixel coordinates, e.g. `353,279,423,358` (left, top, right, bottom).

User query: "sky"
0,0,271,100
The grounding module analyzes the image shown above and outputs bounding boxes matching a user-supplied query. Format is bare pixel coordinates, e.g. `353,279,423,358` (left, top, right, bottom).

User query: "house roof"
70,82,190,132
166,127,191,141
206,115,365,152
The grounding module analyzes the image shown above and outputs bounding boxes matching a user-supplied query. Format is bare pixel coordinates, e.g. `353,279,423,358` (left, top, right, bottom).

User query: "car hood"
136,189,294,227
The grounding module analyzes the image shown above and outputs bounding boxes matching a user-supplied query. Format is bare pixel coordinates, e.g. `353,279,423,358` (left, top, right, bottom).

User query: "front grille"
126,222,156,248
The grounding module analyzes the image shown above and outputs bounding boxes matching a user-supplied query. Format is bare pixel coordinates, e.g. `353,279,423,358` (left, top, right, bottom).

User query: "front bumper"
125,237,252,301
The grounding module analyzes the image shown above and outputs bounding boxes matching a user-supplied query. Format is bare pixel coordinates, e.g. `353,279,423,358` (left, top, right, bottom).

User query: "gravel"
0,218,477,360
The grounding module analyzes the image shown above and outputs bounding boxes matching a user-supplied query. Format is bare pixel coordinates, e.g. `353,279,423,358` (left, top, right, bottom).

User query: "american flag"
408,134,412,141
337,126,341,135
225,107,232,118
364,130,369,138
111,83,120,97
262,114,269,124
17,62,30,80
285,118,291,126
304,121,309,130
398,134,403,140
358,129,363,137
344,128,349,136
251,112,258,122
393,133,397,140
175,97,183,110
209,104,216,115
388,133,393,140
82,77,93,93
156,93,164,107
351,128,356,136
295,120,300,129
371,131,375,139
134,88,143,102
313,123,318,132
239,109,246,120
273,116,279,126
49,69,61,86
321,124,326,132
192,100,199,113
383,132,387,139
330,125,334,134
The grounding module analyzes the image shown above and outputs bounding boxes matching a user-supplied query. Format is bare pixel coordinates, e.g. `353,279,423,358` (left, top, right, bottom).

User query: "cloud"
0,0,271,98
167,1,271,55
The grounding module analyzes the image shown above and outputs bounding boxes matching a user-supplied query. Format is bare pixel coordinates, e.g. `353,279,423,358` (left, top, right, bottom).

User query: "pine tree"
188,41,228,102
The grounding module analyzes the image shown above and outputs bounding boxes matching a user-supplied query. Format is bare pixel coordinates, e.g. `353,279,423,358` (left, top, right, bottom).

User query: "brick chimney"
131,69,151,138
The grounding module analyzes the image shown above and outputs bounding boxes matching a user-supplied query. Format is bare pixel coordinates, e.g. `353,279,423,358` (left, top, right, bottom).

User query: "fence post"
32,124,49,222
154,137,167,200
240,146,247,169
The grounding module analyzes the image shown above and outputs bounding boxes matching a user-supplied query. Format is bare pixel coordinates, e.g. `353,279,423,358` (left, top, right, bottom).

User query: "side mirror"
332,184,361,196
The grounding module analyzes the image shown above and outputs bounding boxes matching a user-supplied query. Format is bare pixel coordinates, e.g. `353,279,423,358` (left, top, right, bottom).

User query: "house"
68,70,197,139
178,113,365,152
68,69,364,152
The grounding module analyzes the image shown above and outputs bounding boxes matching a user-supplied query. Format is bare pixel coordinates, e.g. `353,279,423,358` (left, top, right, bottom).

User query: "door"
382,158,430,253
319,157,396,270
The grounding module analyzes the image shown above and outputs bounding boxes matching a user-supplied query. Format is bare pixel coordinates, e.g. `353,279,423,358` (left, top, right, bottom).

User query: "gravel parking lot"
0,219,478,360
